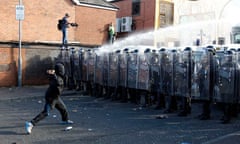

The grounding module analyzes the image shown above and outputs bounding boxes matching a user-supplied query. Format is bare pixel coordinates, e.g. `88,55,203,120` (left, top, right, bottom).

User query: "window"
234,34,240,44
132,0,141,16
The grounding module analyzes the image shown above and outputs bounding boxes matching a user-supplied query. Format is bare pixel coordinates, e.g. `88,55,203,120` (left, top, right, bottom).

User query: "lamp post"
16,0,24,87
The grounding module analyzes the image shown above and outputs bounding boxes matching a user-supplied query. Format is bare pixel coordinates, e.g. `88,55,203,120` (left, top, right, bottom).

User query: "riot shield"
215,50,238,103
159,49,171,96
78,48,83,82
87,50,95,83
236,49,240,103
191,50,211,100
127,50,138,89
150,51,160,93
137,53,150,91
94,52,103,85
174,48,192,98
64,49,71,78
169,49,179,97
81,49,88,82
71,50,81,86
102,52,109,87
119,51,128,87
108,51,119,87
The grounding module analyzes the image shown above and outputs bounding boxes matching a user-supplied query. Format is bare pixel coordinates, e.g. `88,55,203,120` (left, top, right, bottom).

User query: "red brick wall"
0,47,20,86
115,0,132,17
0,44,62,87
0,0,117,86
75,6,117,45
0,0,75,43
0,0,116,46
113,0,155,31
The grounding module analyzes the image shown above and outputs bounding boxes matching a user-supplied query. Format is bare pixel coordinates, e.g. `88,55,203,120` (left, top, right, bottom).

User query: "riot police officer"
197,48,216,120
155,48,170,109
119,48,129,102
178,47,193,116
164,49,179,113
218,50,240,124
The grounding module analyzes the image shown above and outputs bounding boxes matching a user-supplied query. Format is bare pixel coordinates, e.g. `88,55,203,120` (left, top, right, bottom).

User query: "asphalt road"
0,86,240,144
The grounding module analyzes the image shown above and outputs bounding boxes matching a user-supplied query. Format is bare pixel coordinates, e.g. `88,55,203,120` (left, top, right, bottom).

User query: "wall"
0,0,116,46
75,6,117,45
0,44,62,86
114,0,155,32
0,0,117,86
0,46,19,86
0,0,75,43
23,46,60,85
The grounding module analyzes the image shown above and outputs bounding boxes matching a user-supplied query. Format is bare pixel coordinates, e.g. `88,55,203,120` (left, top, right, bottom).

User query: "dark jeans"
62,29,68,46
31,97,69,126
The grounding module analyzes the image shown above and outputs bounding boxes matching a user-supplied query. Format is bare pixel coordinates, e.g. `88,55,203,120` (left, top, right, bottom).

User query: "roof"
72,0,119,11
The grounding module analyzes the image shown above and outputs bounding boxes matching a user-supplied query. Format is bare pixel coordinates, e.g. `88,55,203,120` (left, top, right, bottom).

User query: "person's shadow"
0,125,27,135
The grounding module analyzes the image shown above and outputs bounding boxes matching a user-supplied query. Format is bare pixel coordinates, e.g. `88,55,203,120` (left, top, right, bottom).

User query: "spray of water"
97,19,238,54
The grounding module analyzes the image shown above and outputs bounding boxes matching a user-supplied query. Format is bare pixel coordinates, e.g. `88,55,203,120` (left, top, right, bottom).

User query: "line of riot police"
56,45,240,124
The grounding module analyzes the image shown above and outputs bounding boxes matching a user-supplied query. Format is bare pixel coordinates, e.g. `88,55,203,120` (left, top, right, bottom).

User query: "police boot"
231,103,238,118
178,98,191,117
155,94,166,110
221,104,231,124
178,106,191,117
198,102,211,120
164,96,178,113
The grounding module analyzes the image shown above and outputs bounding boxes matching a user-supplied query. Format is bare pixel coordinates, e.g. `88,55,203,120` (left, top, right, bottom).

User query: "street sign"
16,5,24,20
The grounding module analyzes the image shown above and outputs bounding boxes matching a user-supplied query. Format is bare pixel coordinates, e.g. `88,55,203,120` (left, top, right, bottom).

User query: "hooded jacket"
45,63,65,101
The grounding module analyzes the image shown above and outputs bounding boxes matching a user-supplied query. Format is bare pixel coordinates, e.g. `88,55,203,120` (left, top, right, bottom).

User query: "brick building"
0,0,118,45
110,0,174,46
0,0,118,86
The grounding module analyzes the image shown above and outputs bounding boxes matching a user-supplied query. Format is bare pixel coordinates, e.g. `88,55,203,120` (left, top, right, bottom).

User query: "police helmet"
184,47,192,51
144,48,151,53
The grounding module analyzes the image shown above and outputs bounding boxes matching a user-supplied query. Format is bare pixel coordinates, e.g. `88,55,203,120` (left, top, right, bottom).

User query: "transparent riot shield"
127,50,138,89
108,52,119,87
137,53,150,91
150,51,160,93
102,52,109,87
215,51,238,103
159,49,171,96
191,50,211,100
174,48,192,98
94,52,103,85
87,50,95,83
236,49,240,103
119,51,128,88
72,50,81,86
78,48,83,82
81,50,88,82
213,51,223,101
64,49,72,79
169,49,179,97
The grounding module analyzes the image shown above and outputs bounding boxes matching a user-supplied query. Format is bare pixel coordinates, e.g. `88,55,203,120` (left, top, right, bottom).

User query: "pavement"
0,86,240,144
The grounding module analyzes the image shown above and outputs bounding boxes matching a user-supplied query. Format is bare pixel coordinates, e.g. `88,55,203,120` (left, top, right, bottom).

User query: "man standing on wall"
108,22,115,44
61,13,70,48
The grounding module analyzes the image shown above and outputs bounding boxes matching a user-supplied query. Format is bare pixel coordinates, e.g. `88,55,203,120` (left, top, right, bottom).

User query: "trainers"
62,120,74,125
25,121,33,134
